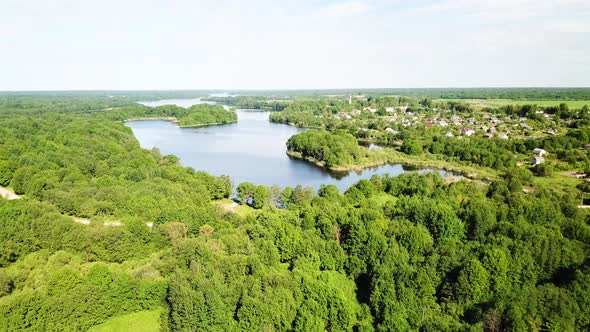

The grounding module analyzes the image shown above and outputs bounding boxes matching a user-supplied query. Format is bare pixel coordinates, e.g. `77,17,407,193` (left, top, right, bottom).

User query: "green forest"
287,130,366,168
104,104,237,127
0,94,589,331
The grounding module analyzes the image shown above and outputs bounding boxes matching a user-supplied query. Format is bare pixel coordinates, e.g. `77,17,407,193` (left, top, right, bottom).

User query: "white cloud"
314,1,371,18
395,0,590,23
0,0,588,90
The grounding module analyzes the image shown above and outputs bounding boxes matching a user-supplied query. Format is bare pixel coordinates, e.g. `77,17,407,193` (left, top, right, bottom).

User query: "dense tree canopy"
0,95,589,331
287,130,365,168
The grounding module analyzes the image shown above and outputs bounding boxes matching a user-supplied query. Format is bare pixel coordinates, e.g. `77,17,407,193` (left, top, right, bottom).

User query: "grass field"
212,198,255,217
88,309,161,332
437,99,590,109
533,172,582,194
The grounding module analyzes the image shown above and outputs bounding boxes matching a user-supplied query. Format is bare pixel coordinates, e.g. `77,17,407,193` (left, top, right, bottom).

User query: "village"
310,101,580,165
332,104,563,142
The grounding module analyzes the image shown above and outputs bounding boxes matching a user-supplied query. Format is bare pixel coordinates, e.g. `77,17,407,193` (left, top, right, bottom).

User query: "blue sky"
1,0,589,90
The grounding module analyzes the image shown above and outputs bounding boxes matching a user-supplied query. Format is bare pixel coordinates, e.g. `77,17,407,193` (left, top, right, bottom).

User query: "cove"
127,100,460,191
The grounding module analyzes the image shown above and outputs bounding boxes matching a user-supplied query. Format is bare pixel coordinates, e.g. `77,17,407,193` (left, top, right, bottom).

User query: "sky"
1,0,589,90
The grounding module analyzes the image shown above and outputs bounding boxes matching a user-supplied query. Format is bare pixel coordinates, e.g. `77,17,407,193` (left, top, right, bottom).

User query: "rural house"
532,156,545,165
533,148,547,156
461,128,475,136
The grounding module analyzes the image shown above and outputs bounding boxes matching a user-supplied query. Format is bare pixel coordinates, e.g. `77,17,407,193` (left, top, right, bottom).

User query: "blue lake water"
127,99,459,191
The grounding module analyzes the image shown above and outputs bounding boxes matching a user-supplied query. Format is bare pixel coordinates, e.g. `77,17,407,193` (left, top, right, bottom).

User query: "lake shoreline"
286,149,494,181
124,117,238,128
286,150,387,172
268,119,324,130
128,100,489,190
276,122,494,181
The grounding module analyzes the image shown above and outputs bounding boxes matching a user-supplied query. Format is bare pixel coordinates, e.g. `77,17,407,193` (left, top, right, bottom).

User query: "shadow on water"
285,155,350,180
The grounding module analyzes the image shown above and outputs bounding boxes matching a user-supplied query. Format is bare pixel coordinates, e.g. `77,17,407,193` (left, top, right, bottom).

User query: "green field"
212,198,256,217
437,99,590,109
532,171,583,193
88,309,161,332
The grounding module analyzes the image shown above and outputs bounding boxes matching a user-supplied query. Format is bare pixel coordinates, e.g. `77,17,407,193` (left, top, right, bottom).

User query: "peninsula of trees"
107,103,237,127
286,130,366,169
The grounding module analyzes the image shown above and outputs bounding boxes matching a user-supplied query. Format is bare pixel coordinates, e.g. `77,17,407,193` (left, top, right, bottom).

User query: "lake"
127,100,460,191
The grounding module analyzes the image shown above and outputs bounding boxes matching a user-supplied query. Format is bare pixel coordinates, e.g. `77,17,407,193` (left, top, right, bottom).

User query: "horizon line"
1,86,590,93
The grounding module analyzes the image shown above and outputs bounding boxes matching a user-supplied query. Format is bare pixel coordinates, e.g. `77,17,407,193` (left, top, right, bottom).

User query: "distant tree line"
102,104,237,126
201,96,288,111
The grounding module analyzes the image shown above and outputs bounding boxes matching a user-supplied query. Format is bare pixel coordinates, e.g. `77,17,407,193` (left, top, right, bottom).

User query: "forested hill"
0,97,589,331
